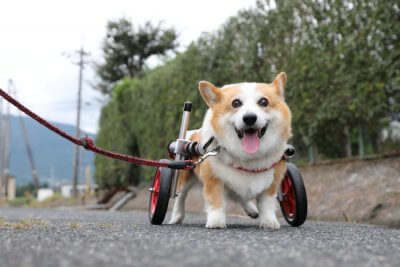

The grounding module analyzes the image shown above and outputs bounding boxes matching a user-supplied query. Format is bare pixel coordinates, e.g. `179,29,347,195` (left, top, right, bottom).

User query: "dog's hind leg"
169,170,195,224
242,201,259,219
257,161,286,229
227,189,259,219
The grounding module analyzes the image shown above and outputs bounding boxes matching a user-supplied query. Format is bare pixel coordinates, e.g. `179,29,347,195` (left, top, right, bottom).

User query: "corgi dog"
169,72,292,229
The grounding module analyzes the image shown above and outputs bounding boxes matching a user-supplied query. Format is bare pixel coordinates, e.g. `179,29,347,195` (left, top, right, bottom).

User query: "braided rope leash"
0,89,195,170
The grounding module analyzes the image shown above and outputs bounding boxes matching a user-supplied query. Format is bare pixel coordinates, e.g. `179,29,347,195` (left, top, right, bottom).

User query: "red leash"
0,89,195,170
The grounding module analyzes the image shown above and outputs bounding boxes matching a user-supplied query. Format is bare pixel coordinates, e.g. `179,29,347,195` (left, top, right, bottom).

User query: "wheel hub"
280,174,296,220
150,169,161,214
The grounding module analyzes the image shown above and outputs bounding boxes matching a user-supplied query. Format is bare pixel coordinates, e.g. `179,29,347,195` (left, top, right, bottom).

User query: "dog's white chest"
209,158,274,200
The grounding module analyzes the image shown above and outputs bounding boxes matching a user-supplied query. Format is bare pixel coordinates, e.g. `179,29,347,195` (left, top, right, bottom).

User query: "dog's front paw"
259,214,280,229
206,219,226,229
206,209,226,229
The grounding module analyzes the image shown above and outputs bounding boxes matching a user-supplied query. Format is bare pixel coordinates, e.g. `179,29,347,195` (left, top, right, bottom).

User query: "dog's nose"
243,113,257,126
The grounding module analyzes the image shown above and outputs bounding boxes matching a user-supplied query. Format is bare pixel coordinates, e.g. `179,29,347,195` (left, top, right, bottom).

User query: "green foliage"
16,182,48,197
95,18,178,94
95,0,400,187
94,83,142,188
7,197,30,207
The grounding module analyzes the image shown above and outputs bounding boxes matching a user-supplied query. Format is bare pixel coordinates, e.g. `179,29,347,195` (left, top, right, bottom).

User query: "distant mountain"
4,115,95,186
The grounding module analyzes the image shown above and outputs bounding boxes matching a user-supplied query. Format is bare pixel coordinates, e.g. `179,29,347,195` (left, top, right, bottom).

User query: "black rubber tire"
148,162,172,225
280,162,308,227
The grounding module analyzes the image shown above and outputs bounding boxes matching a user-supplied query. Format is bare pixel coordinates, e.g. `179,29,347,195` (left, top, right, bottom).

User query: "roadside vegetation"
0,193,81,208
94,0,400,188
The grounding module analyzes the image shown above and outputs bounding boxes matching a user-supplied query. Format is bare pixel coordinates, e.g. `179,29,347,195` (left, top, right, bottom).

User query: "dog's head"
199,72,292,159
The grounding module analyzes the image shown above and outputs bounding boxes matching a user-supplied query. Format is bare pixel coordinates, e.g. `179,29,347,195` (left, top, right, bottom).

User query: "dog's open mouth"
235,124,268,154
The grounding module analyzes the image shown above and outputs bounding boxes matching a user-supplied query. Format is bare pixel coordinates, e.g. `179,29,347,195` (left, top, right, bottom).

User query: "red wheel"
281,174,296,220
148,161,172,225
150,169,161,215
279,162,307,227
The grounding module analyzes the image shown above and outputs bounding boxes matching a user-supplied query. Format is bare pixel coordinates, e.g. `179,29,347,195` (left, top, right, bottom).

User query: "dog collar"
235,159,283,173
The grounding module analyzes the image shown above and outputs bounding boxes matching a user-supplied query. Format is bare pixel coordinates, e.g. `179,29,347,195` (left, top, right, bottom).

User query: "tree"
95,18,178,94
94,0,400,187
94,85,142,189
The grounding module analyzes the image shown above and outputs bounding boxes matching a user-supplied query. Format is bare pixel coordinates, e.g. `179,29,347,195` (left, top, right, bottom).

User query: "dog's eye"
232,99,242,108
258,97,269,107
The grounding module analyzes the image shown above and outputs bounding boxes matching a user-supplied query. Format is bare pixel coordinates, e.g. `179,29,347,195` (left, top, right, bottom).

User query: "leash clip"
193,146,221,166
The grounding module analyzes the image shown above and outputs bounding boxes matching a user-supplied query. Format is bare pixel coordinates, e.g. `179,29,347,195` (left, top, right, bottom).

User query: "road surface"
0,208,399,267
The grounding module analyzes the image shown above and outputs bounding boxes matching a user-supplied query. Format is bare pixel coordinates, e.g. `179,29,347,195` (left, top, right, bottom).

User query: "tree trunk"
308,146,315,164
358,125,365,159
344,126,352,157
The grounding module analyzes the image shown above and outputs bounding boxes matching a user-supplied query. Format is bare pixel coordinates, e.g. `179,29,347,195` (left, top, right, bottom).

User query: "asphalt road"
0,208,399,267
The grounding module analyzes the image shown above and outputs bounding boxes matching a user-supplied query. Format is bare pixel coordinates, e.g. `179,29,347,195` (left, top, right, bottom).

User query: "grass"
7,197,31,207
27,193,65,208
0,193,84,209
0,217,50,229
65,222,122,229
0,216,6,227
66,222,83,229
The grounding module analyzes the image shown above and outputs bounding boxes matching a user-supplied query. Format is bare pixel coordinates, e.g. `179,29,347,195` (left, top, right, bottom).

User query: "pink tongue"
242,131,260,154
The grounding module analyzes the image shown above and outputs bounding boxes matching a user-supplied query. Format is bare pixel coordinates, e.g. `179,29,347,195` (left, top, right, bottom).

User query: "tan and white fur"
169,72,292,229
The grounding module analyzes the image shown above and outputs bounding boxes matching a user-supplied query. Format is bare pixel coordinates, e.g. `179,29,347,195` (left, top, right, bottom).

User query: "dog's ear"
272,72,287,98
199,81,221,108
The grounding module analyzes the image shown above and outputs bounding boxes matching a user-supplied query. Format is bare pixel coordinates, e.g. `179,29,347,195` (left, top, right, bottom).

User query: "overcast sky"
0,0,254,133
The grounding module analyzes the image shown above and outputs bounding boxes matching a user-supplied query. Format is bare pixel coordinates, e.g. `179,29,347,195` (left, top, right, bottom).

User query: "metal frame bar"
169,102,192,198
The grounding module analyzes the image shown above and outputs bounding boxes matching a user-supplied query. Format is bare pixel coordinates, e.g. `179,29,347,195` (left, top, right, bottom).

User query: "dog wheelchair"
148,102,308,227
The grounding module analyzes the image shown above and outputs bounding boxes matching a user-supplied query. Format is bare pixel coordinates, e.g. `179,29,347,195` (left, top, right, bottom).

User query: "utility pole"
18,115,40,191
9,80,41,194
70,46,90,197
0,83,12,198
0,96,3,198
